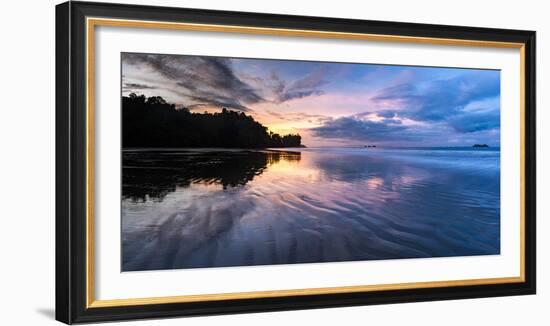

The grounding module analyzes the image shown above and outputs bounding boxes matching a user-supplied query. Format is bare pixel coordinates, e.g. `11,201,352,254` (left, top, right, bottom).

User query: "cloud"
447,110,500,133
311,70,500,144
372,71,500,124
311,114,484,146
122,53,330,111
312,115,411,142
270,68,328,103
376,110,398,118
122,53,264,111
266,110,332,125
122,82,156,91
278,89,324,102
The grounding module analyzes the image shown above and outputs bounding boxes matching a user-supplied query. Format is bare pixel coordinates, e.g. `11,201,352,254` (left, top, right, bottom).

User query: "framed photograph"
56,1,536,324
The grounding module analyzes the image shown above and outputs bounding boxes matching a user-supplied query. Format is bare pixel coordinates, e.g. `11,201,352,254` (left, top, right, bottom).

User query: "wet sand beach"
121,147,500,271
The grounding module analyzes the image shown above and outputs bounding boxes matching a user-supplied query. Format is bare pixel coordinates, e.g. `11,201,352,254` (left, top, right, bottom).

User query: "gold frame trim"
85,17,527,309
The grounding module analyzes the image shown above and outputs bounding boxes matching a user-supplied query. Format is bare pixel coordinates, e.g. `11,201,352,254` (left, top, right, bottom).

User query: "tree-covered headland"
122,94,303,148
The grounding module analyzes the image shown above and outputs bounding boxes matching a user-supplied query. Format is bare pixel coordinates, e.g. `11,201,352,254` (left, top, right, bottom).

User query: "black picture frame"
56,1,536,324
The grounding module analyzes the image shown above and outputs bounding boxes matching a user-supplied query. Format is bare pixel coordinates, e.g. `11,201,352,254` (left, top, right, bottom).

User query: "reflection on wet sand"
122,149,301,201
122,148,500,271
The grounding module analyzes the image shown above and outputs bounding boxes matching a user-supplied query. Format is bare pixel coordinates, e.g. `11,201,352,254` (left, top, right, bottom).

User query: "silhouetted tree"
122,94,303,148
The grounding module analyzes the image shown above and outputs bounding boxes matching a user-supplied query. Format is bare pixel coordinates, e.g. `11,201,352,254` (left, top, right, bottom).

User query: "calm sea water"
121,147,500,271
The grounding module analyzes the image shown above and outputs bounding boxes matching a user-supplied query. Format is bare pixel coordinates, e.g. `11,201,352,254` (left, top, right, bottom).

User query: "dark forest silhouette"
123,94,302,148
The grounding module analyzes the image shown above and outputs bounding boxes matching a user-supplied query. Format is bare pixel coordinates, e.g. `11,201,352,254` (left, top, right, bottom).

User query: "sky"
122,53,500,147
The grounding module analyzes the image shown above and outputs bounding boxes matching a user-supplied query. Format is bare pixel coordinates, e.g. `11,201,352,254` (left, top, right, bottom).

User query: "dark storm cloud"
122,53,264,111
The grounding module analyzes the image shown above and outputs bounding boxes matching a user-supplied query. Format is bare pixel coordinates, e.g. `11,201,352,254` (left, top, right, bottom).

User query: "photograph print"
121,52,500,272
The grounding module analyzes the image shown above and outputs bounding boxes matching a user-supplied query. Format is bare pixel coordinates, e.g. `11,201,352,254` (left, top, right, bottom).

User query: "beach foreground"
121,147,500,271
